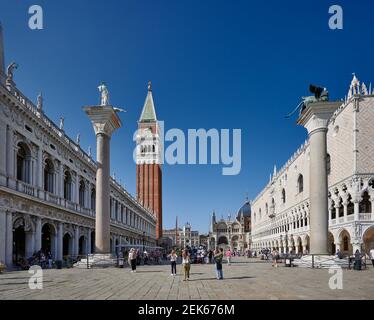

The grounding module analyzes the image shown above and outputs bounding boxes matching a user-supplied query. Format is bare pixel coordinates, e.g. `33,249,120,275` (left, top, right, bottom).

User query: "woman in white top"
128,248,137,273
168,250,178,276
182,249,191,281
370,247,374,268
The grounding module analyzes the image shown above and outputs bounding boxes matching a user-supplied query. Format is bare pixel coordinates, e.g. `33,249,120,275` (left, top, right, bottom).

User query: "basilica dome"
236,200,251,220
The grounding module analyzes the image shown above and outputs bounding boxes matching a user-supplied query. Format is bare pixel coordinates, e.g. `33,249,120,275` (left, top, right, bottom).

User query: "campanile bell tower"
136,81,163,240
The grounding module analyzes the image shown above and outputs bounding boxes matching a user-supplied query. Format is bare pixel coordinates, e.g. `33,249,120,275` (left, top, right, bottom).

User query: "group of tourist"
120,248,163,267
167,247,225,281
14,250,53,270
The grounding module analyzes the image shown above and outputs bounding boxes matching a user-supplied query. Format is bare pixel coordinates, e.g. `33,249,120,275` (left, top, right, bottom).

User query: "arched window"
343,236,349,251
64,170,72,201
16,143,31,183
259,208,261,220
265,203,268,215
347,194,354,215
44,159,54,193
79,180,85,207
297,174,304,193
281,188,286,204
91,187,96,210
338,197,344,217
331,200,336,219
152,145,155,152
359,191,372,213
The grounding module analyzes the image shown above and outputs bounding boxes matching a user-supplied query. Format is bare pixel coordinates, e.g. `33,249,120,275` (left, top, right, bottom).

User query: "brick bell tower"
136,81,163,240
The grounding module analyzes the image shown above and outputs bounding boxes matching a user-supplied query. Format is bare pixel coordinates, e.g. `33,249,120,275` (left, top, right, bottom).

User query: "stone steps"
292,255,349,268
73,254,117,269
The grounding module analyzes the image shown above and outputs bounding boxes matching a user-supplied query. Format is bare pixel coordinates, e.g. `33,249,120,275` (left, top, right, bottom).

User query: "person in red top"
226,248,232,266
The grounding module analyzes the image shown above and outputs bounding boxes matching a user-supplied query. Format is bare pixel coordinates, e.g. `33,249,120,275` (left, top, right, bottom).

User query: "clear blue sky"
1,0,374,233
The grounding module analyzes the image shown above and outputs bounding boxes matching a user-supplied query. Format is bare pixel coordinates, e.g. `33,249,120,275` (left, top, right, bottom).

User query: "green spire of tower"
139,81,157,122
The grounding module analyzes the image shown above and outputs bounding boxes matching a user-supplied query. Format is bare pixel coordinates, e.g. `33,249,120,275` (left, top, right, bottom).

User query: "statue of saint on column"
98,82,110,106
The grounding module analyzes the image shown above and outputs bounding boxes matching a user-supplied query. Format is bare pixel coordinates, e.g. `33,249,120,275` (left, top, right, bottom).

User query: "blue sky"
1,0,374,233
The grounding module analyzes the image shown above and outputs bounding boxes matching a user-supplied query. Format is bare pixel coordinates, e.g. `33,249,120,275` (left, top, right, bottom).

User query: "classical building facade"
163,222,200,249
0,25,157,266
208,199,252,252
251,75,374,256
136,82,163,240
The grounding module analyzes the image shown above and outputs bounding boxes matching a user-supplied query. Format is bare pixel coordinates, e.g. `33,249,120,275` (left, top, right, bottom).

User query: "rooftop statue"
59,117,64,130
6,62,18,83
286,84,329,118
98,82,110,106
37,92,43,111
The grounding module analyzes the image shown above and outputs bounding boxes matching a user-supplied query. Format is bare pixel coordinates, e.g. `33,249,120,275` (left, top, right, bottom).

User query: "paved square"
0,257,373,300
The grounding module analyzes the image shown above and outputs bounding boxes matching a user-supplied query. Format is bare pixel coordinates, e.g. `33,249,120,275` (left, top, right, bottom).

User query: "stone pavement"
0,257,373,300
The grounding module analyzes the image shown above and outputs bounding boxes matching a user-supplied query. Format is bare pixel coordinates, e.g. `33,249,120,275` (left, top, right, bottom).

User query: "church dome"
236,200,251,220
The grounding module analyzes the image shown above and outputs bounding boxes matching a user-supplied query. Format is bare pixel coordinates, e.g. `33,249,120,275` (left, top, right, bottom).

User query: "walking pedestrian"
225,248,232,266
214,248,224,280
47,251,53,269
272,248,278,268
208,250,213,264
370,247,374,268
168,250,178,276
182,249,191,281
129,248,137,273
354,249,362,271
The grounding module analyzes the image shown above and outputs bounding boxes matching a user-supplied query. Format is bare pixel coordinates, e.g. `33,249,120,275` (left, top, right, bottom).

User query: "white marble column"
73,226,79,256
87,228,92,254
35,217,42,252
297,101,341,254
74,173,80,204
0,209,6,263
302,245,307,254
59,162,64,199
37,146,44,199
83,105,122,254
5,211,13,266
25,231,35,258
0,119,7,186
335,242,341,251
56,222,63,260
354,199,360,221
6,126,16,189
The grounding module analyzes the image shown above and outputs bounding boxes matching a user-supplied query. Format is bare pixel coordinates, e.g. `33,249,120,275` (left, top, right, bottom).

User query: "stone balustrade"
16,180,35,197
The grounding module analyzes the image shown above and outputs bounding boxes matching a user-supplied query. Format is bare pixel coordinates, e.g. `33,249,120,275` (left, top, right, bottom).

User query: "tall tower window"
44,158,54,193
79,180,85,207
16,142,32,184
297,174,304,193
64,170,72,201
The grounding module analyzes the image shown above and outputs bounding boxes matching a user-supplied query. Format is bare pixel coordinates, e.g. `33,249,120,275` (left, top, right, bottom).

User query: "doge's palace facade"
0,25,156,266
251,75,374,256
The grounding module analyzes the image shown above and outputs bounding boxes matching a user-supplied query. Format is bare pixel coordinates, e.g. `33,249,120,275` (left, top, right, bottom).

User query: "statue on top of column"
286,84,329,118
98,82,110,106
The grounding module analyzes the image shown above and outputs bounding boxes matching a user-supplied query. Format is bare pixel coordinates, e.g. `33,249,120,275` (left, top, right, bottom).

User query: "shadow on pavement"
187,276,255,281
